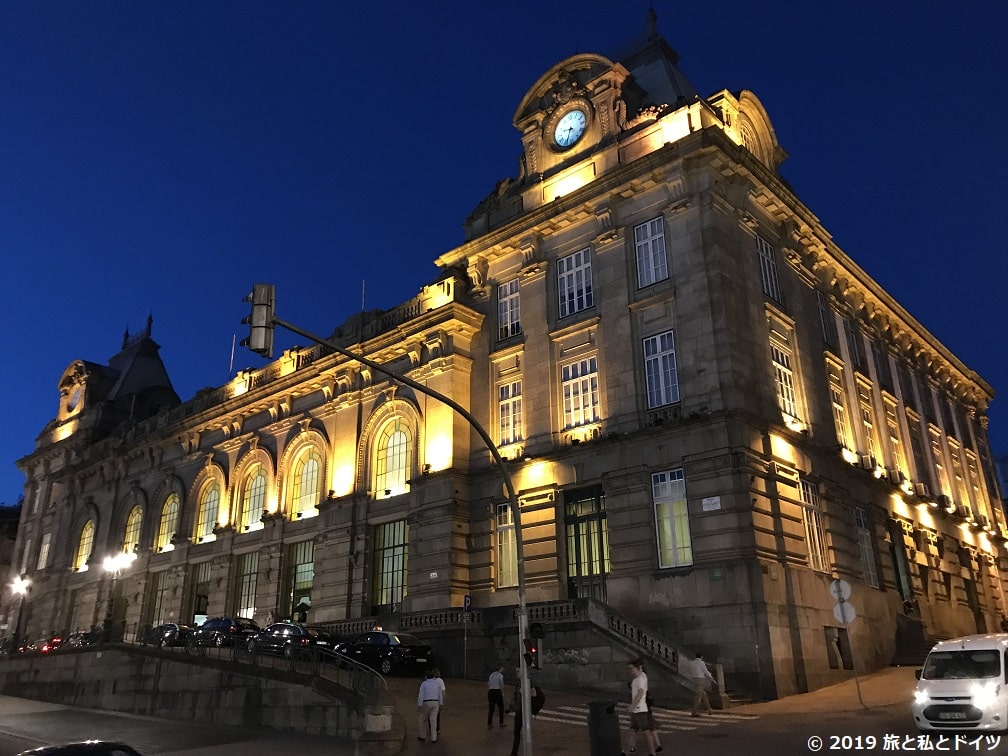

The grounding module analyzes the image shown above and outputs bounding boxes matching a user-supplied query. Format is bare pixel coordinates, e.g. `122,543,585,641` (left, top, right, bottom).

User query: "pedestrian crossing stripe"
531,704,759,732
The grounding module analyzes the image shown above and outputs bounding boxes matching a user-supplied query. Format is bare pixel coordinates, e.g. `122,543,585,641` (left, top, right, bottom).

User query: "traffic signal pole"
241,289,535,755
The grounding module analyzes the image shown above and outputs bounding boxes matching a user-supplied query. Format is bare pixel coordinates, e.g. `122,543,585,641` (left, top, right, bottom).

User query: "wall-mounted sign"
701,496,722,512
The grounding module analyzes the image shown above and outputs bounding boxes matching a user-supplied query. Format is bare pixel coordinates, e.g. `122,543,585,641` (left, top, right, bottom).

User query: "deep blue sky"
2,2,1006,503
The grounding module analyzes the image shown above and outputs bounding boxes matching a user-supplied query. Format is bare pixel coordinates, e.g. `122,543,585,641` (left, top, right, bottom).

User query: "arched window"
375,419,410,499
155,493,179,552
194,484,220,542
291,449,321,518
74,520,94,571
123,506,142,553
241,466,266,530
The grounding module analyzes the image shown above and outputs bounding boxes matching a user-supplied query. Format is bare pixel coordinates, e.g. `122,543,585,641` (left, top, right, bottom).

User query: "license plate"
317,641,329,646
416,657,427,663
938,712,968,720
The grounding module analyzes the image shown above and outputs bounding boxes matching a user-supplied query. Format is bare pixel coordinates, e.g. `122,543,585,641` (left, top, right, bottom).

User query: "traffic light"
523,637,539,669
240,283,276,359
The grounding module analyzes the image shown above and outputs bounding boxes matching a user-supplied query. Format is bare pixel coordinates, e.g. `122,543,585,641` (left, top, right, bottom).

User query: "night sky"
2,2,1006,503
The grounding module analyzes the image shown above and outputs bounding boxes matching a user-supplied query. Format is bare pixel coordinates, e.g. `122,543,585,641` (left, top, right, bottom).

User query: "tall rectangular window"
498,380,523,446
634,217,668,288
236,552,259,620
816,289,837,348
872,342,893,391
845,318,867,371
150,570,170,626
495,503,518,588
652,469,692,568
561,356,600,429
907,414,930,486
771,341,799,420
20,538,32,574
755,234,781,302
36,532,51,570
373,520,408,609
853,507,879,588
858,385,881,461
800,478,829,573
829,370,851,449
930,430,950,496
643,331,680,408
497,279,521,341
287,540,314,616
886,403,906,473
557,248,593,317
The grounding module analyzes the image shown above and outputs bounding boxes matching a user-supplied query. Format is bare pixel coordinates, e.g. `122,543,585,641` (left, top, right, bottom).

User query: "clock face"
554,108,587,149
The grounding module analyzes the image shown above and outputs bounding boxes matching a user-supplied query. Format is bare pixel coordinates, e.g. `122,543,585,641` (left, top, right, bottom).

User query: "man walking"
417,669,442,743
627,659,657,756
487,663,505,728
689,653,716,716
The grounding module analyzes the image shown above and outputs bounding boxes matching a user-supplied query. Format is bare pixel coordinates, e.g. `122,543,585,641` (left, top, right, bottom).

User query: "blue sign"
463,594,472,612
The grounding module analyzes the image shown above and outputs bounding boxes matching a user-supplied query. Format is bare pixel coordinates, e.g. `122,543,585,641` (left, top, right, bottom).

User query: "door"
564,486,610,601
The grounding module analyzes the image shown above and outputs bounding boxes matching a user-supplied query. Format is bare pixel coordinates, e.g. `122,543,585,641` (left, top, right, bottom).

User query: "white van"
913,634,1008,733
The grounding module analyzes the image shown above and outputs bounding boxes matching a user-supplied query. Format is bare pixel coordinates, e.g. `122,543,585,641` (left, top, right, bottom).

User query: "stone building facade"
10,14,1004,698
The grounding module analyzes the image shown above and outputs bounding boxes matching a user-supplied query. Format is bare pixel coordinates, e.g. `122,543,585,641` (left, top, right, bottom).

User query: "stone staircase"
889,613,941,667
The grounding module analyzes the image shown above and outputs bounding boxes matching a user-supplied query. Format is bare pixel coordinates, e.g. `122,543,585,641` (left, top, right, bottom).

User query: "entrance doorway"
564,486,610,601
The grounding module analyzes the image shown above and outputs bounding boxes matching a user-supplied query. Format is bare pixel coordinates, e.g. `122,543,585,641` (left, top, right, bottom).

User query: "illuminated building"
12,12,1004,698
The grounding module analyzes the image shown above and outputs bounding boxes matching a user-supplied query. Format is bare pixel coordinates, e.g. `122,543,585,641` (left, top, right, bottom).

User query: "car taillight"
229,626,237,632
301,637,310,645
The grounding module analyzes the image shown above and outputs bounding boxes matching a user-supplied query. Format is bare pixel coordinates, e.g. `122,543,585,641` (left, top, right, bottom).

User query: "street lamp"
241,284,537,755
102,553,136,642
11,575,30,650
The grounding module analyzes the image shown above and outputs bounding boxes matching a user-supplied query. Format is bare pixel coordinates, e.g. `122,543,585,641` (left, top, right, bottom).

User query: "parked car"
39,634,63,653
334,630,433,675
17,742,143,755
248,622,333,658
62,630,97,649
913,634,1008,732
147,622,193,647
192,616,260,647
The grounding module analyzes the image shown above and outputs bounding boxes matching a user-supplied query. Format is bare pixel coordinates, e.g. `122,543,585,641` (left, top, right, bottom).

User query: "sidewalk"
733,665,918,715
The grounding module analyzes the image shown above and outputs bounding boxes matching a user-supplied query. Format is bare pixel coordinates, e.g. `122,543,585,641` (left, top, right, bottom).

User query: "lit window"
236,552,259,619
770,341,800,421
557,248,593,318
291,449,321,517
37,532,51,570
373,520,408,610
755,234,781,302
74,520,94,572
634,217,668,288
644,331,679,408
498,380,523,446
930,430,950,497
241,467,266,529
800,478,829,573
496,503,518,588
287,540,314,619
375,420,411,499
498,279,521,341
886,403,906,473
195,484,219,542
858,385,881,461
123,506,143,553
828,366,851,449
561,356,600,429
155,493,179,552
652,469,692,568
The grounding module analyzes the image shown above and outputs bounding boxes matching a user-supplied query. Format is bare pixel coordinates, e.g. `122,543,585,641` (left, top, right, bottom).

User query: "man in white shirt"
689,653,715,716
487,663,505,728
627,659,657,756
417,669,442,742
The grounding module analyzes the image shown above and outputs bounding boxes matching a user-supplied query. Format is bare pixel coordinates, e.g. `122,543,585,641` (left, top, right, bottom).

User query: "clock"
553,108,587,149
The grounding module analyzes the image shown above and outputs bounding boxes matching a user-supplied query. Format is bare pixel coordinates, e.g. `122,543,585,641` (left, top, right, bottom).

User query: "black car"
192,616,260,647
335,630,433,675
248,622,333,658
62,630,96,649
17,743,143,756
147,622,193,647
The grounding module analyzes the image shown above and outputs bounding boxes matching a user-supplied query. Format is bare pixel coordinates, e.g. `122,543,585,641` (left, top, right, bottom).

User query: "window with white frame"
644,331,680,408
828,365,851,449
241,466,266,529
496,502,518,588
291,448,321,517
37,532,51,570
561,356,600,429
155,493,179,552
374,420,410,499
930,429,951,496
498,279,521,340
634,217,668,288
19,538,31,574
652,468,692,568
858,385,881,462
557,248,593,317
498,380,523,446
770,337,800,421
800,478,830,573
123,505,142,553
886,403,906,473
755,234,781,302
853,506,879,588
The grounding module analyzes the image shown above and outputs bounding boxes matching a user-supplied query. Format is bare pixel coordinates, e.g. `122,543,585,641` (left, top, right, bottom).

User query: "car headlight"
971,682,1000,710
914,689,929,705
